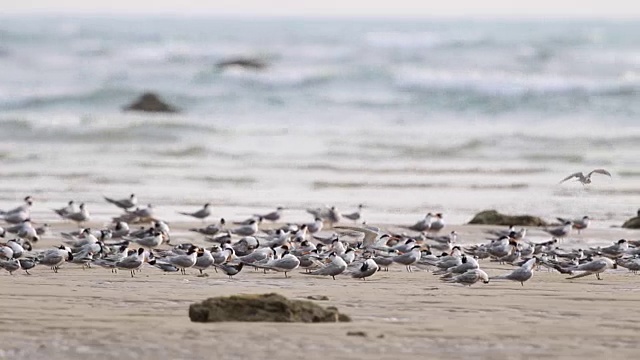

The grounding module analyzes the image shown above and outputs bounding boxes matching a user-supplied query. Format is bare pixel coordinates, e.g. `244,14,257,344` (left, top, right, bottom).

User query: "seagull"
0,196,33,216
213,262,244,279
189,218,226,236
250,250,300,278
104,194,138,210
350,258,379,280
300,252,347,280
559,169,612,185
342,204,364,223
391,245,422,272
53,201,77,219
254,207,284,222
178,203,211,220
560,257,616,280
491,258,537,286
543,221,572,239
442,269,489,286
404,213,433,232
157,246,199,275
64,203,91,226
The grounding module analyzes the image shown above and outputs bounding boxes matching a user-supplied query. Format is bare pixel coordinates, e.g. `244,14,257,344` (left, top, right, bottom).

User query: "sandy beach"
1,221,639,360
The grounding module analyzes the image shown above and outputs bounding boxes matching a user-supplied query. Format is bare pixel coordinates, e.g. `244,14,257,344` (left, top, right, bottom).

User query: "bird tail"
566,272,592,280
552,264,573,274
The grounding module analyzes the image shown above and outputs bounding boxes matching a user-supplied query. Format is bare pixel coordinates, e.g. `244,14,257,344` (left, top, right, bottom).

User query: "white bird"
563,257,616,280
350,258,379,280
428,213,445,233
193,248,215,275
391,245,422,272
0,196,32,216
557,216,590,234
491,258,537,286
231,219,259,237
301,252,347,280
405,213,433,232
342,204,364,223
250,251,300,278
104,193,138,210
39,250,73,273
115,248,148,277
0,258,21,274
442,269,490,286
190,218,225,236
255,207,284,222
156,246,199,275
560,169,612,185
305,218,323,234
2,208,30,224
64,203,91,226
178,203,211,220
334,225,388,250
326,206,342,228
53,200,77,218
126,230,163,249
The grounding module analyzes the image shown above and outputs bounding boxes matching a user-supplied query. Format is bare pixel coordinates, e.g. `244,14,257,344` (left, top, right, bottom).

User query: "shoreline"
1,221,639,359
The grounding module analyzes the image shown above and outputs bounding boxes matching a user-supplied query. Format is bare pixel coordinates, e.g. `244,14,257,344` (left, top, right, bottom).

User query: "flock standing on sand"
1,169,637,286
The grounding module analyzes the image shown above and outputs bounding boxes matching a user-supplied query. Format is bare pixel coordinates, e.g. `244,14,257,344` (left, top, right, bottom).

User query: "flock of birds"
1,182,638,287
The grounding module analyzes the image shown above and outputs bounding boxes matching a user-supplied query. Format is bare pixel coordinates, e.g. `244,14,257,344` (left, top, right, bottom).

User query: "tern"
104,194,138,210
301,252,347,280
254,207,284,222
442,269,489,286
350,258,379,280
342,204,364,223
178,203,211,220
561,257,616,280
560,169,612,185
491,258,537,286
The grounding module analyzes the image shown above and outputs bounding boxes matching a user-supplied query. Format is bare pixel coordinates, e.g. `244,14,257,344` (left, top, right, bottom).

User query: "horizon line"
1,11,640,21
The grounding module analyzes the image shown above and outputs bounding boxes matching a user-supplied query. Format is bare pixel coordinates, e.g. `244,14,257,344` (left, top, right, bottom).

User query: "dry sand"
1,222,639,360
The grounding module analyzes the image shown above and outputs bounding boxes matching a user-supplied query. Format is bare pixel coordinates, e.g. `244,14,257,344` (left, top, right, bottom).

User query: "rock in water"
468,210,547,226
622,213,640,229
188,293,351,323
216,57,267,71
123,92,179,113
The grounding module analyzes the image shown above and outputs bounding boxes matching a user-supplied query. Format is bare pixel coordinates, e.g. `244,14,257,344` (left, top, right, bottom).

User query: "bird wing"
566,271,593,280
589,169,612,178
559,172,582,183
334,225,377,248
576,260,605,272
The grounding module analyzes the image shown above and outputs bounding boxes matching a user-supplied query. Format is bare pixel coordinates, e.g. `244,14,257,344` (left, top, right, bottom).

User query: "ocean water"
0,16,639,227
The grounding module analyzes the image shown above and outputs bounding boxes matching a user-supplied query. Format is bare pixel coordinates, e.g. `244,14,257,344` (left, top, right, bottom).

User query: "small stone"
468,210,547,226
306,295,329,301
123,92,179,113
346,331,367,337
189,293,351,323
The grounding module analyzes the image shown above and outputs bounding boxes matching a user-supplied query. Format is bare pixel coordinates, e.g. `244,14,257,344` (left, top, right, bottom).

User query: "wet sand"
1,222,639,360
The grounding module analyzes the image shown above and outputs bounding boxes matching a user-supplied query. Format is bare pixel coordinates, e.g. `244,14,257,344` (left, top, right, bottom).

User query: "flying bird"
559,169,612,185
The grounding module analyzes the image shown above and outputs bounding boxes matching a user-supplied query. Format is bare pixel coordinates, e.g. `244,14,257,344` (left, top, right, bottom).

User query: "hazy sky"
2,0,640,18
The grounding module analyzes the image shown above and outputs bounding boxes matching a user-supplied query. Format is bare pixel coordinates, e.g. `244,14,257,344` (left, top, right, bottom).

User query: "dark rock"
468,210,547,226
306,295,329,301
188,293,351,323
123,92,179,113
346,331,367,337
216,57,267,71
622,215,640,229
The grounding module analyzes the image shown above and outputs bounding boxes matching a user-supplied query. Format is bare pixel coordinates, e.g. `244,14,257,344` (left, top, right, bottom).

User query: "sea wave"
365,31,486,49
395,68,640,96
0,115,220,142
